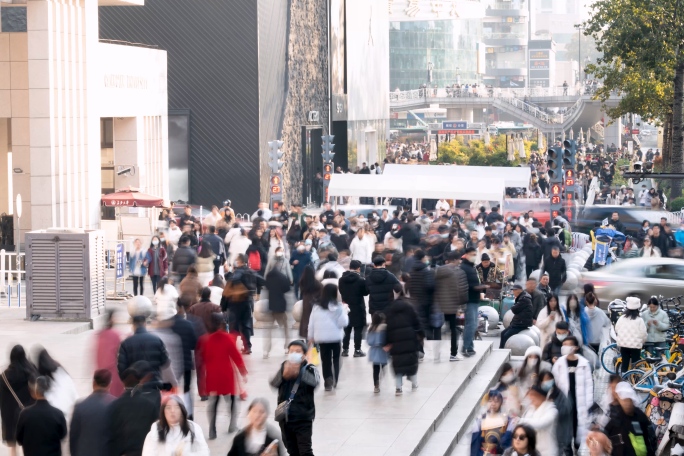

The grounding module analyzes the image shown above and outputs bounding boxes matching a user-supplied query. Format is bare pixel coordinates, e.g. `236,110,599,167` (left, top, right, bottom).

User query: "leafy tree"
583,0,684,197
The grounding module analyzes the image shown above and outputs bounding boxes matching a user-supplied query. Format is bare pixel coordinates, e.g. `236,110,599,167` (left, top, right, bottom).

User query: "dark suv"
574,205,673,237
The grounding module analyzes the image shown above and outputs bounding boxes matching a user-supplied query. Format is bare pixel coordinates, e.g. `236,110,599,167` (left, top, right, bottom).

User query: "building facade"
100,0,331,211
482,0,529,88
0,0,168,243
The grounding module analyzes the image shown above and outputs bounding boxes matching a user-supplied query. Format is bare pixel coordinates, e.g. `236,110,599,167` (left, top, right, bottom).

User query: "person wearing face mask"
461,248,489,357
536,295,567,349
144,236,168,294
641,297,670,353
551,336,593,455
470,390,515,456
542,321,571,365
270,340,320,455
564,294,590,347
518,346,552,397
536,371,573,456
614,297,648,375
349,227,375,267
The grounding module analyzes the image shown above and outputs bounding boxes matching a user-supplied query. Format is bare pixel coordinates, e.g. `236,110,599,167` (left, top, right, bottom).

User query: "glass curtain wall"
390,20,482,91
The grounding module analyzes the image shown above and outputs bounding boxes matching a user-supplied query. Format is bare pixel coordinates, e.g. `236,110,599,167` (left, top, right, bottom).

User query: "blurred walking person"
385,291,421,395
197,313,248,438
222,254,257,355
228,398,282,455
338,260,369,358
264,252,292,359
195,241,216,287
35,348,78,418
69,369,115,456
16,376,67,456
0,345,36,456
94,310,124,397
153,276,179,321
308,283,350,391
298,267,322,341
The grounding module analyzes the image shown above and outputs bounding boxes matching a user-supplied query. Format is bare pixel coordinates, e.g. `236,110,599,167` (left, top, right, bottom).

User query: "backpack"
248,250,261,271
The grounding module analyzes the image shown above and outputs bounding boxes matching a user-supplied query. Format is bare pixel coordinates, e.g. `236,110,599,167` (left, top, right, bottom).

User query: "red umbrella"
101,189,164,208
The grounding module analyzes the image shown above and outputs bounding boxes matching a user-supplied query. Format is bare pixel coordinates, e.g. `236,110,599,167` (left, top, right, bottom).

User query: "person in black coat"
391,214,422,252
171,236,197,282
385,296,421,395
460,249,488,357
540,246,566,296
69,370,115,456
338,261,370,357
117,315,170,387
169,304,199,418
0,345,36,454
408,250,437,340
522,233,543,278
604,382,657,456
365,256,404,315
499,285,534,348
264,264,292,358
107,362,162,456
16,376,67,456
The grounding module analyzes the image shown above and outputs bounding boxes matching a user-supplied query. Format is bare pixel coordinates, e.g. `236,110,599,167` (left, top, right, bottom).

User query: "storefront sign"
104,74,149,90
115,244,124,279
438,129,480,135
530,50,549,60
389,0,485,20
442,121,468,129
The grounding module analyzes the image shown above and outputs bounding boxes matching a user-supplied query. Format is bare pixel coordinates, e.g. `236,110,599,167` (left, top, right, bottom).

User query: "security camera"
116,166,136,176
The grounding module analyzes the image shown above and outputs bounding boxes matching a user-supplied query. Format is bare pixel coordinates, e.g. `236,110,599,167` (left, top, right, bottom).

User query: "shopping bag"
307,346,321,366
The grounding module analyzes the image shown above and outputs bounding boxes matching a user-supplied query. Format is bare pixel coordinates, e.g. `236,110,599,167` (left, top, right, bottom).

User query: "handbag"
275,367,304,423
1,372,24,410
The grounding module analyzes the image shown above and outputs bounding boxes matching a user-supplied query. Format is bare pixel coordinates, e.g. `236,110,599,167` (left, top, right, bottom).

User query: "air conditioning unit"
26,230,105,321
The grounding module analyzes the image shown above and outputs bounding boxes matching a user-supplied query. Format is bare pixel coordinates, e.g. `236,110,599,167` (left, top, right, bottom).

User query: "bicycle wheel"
622,369,652,388
654,363,680,380
601,343,621,374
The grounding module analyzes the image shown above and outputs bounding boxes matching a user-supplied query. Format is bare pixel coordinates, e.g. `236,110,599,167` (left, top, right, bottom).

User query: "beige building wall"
1,0,168,241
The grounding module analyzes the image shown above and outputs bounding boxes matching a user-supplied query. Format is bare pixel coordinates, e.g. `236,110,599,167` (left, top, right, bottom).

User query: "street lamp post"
575,24,585,86
15,194,21,305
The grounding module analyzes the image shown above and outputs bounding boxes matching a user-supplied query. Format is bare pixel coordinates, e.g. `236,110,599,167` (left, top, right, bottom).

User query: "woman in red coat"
197,312,248,440
94,310,124,397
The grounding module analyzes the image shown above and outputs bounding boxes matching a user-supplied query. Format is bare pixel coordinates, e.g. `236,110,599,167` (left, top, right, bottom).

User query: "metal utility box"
26,229,106,321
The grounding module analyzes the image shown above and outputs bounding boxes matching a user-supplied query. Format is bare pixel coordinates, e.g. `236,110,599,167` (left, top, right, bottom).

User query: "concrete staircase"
400,347,510,456
415,349,511,456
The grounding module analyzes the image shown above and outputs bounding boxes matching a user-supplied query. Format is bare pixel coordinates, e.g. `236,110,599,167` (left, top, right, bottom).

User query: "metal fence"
0,250,25,306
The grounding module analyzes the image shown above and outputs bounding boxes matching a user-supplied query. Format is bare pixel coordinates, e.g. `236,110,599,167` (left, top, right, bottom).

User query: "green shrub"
670,196,684,212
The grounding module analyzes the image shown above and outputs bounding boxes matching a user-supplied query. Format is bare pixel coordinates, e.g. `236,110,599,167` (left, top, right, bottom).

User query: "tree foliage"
436,135,534,166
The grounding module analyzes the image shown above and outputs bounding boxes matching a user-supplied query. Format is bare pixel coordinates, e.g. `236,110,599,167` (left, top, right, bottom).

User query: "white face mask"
152,240,159,246
527,357,538,367
275,251,284,258
561,346,575,356
556,333,568,342
501,373,516,384
287,352,304,364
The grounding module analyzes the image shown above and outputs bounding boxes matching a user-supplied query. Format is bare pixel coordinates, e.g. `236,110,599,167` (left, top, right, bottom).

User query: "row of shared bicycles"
600,295,684,451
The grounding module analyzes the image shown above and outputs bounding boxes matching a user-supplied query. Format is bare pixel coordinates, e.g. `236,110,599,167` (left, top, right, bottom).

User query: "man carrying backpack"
222,254,257,355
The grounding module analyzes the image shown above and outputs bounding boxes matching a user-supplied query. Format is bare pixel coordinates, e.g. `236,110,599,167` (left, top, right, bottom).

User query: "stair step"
417,349,511,456
382,341,494,456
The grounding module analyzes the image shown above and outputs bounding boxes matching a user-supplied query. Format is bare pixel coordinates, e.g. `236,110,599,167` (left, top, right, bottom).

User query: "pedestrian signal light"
271,175,281,185
271,185,282,194
322,135,336,162
551,183,561,195
551,195,561,204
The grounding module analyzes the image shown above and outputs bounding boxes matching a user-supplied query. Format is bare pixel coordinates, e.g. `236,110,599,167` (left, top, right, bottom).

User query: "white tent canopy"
382,164,531,188
328,174,505,201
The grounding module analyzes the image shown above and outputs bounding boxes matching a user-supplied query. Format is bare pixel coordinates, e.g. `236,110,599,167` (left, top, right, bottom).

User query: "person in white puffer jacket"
614,296,647,375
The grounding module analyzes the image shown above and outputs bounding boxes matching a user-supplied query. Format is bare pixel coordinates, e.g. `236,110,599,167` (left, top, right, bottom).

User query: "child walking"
367,312,389,393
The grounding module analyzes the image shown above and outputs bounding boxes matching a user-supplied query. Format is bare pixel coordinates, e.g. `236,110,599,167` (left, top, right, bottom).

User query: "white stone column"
605,117,622,149
27,0,100,231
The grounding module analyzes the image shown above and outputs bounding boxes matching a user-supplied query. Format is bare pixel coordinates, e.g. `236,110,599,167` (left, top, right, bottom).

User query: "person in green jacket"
640,297,670,352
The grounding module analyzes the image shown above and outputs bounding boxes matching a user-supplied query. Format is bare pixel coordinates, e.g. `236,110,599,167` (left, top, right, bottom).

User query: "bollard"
17,283,21,307
0,249,5,297
7,285,11,307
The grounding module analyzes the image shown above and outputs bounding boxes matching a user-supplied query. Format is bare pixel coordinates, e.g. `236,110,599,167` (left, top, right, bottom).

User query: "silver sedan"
581,257,684,308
